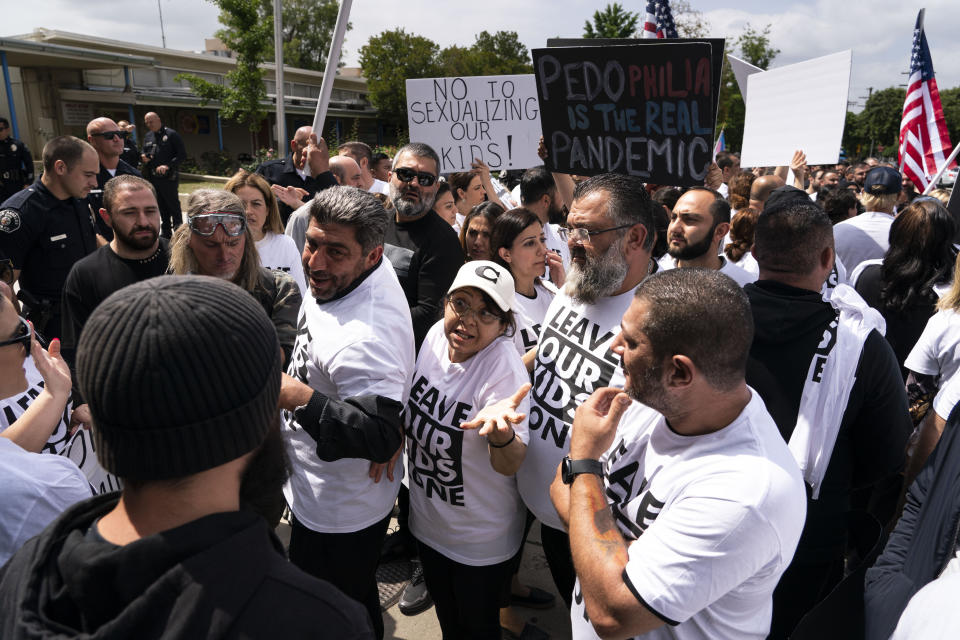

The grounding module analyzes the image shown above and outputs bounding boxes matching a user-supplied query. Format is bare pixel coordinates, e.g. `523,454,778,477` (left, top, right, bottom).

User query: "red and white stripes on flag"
642,0,679,39
899,9,954,192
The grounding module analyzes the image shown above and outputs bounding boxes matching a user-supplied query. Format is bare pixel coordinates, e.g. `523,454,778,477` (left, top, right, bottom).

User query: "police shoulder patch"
0,209,21,233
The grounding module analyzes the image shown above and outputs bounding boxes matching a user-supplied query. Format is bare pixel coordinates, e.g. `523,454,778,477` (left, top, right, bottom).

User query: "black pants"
540,523,576,609
149,176,182,237
289,513,391,640
418,540,515,640
768,554,844,639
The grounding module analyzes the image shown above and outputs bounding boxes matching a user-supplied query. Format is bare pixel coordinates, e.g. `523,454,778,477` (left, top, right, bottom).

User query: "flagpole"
312,0,352,136
922,140,960,195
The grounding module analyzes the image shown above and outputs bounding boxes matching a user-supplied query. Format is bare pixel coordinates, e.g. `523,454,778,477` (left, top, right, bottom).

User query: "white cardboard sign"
406,75,542,173
727,54,763,101
740,50,852,168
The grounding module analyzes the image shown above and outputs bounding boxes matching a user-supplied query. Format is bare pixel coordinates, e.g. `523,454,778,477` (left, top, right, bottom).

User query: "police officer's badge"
10,144,16,152
0,209,21,233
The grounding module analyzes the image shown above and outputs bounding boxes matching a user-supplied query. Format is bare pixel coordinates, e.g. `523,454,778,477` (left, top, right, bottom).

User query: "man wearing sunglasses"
384,142,464,352
0,136,99,340
0,116,34,203
86,117,142,241
141,112,186,238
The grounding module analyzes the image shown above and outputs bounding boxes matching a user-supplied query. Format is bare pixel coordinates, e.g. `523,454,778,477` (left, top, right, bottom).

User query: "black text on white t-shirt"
530,304,621,448
406,375,473,507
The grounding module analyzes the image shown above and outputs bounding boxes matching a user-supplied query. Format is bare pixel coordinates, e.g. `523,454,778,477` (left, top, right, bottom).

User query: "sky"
5,0,959,113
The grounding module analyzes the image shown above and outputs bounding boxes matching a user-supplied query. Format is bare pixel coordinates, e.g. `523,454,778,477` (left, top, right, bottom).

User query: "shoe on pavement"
398,559,432,616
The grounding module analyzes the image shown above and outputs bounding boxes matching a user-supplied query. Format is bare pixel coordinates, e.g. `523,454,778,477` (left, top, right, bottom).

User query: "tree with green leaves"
177,0,271,133
275,0,348,71
359,29,441,127
673,0,708,38
715,23,780,152
583,3,639,38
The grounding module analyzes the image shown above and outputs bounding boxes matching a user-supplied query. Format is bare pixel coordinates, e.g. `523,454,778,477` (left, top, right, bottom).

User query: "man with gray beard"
516,173,658,608
382,142,464,352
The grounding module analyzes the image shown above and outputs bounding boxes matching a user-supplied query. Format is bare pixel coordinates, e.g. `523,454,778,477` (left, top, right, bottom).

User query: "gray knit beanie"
76,275,282,481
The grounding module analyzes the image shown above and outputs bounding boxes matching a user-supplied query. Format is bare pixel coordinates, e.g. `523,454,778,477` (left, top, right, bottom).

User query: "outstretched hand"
461,383,531,446
271,184,309,209
569,387,631,459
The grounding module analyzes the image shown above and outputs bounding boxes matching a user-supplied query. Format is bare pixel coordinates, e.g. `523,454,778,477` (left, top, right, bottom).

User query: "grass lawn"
180,179,229,195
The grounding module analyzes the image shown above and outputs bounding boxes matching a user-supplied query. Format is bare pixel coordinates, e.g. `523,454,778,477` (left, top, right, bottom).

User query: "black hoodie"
744,280,911,558
0,493,374,639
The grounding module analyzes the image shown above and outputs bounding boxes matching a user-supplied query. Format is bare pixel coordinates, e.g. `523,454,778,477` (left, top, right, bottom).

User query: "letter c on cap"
475,265,500,283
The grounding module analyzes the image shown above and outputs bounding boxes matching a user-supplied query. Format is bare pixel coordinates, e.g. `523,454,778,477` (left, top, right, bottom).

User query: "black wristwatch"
561,456,604,484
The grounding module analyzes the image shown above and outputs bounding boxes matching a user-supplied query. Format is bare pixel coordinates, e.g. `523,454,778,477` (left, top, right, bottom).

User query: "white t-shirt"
571,394,806,640
905,309,960,390
517,287,633,530
892,562,960,639
513,280,557,355
735,251,759,276
282,257,415,533
833,211,895,276
933,367,960,419
256,231,307,297
406,322,530,566
657,255,757,287
0,358,71,454
369,178,390,195
0,437,92,566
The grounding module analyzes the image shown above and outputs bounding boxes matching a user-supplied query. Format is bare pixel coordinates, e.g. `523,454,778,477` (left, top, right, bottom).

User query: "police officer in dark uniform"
86,116,142,241
116,120,141,169
0,117,35,203
141,111,186,237
0,136,100,339
256,125,336,225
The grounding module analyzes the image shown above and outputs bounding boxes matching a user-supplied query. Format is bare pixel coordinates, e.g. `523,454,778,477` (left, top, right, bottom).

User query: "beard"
389,182,436,218
625,358,680,416
239,416,291,527
667,226,716,261
565,235,628,305
114,224,159,252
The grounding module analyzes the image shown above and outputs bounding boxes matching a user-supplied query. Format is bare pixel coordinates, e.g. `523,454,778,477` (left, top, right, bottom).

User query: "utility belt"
147,165,179,182
17,288,56,344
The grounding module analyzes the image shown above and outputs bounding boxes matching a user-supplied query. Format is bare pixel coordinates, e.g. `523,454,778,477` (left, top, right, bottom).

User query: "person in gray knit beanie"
0,274,377,638
77,274,281,481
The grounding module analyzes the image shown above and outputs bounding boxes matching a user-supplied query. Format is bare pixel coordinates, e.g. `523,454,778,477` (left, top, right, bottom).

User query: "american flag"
899,9,954,192
642,0,678,39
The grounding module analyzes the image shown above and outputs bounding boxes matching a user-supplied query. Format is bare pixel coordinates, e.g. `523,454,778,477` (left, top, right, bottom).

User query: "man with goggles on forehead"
86,117,142,241
168,189,301,368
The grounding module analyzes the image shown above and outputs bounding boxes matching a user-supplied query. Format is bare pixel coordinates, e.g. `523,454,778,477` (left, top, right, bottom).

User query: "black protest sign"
533,42,714,186
546,37,726,125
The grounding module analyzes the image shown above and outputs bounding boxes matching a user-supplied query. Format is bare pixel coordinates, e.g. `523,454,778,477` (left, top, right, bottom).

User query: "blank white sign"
740,50,852,168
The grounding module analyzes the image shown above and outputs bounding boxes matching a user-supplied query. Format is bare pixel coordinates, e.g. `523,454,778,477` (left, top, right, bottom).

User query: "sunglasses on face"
0,316,31,351
393,167,437,187
189,212,247,237
91,130,129,141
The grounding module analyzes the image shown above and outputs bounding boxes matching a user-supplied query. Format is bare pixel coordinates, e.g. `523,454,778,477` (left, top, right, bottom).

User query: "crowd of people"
0,109,957,640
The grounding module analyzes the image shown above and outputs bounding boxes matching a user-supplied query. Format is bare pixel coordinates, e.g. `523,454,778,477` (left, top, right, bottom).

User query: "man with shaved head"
256,125,337,225
141,112,185,238
339,141,390,195
749,174,786,212
86,117,141,240
329,154,363,188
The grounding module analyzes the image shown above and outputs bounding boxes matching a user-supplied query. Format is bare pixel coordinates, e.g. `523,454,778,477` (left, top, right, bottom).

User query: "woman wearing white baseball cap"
404,260,532,639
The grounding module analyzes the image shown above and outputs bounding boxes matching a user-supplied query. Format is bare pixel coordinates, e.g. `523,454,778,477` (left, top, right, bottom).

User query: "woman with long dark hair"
460,201,505,262
854,197,957,376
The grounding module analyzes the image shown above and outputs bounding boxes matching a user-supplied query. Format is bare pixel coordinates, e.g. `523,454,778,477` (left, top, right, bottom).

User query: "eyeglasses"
189,212,247,237
567,224,634,246
447,296,501,326
90,130,129,141
394,167,437,187
0,316,31,351
0,124,8,131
